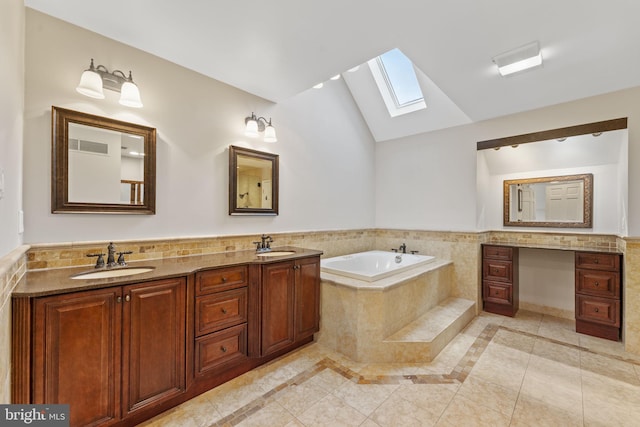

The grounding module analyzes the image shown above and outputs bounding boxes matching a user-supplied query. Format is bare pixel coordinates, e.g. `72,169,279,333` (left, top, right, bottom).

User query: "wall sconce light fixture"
492,41,542,77
244,113,277,142
76,58,143,108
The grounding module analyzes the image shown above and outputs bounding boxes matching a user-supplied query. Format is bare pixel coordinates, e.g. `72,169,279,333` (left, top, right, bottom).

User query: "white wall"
0,0,25,258
22,9,375,244
377,87,640,236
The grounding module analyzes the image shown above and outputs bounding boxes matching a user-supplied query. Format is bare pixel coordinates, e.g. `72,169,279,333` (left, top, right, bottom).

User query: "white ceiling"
25,1,640,131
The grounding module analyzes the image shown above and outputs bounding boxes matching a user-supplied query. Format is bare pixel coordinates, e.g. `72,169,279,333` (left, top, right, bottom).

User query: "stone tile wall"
0,246,28,403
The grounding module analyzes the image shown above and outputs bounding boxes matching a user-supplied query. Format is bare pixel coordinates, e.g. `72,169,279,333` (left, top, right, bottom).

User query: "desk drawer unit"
482,245,519,317
575,251,622,341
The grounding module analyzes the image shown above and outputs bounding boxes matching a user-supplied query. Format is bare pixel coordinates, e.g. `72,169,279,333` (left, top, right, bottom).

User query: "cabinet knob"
117,296,122,303
220,346,227,353
221,308,227,314
125,295,130,302
594,259,599,264
594,307,599,313
221,277,227,283
595,282,599,287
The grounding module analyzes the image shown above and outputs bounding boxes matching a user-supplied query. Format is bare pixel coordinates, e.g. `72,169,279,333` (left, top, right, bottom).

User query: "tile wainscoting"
2,227,638,404
0,245,28,403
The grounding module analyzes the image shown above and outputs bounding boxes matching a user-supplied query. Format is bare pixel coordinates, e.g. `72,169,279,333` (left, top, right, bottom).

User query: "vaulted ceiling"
25,0,640,139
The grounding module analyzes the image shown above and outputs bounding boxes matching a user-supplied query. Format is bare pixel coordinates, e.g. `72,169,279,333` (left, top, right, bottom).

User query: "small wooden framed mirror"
52,106,156,214
229,145,279,215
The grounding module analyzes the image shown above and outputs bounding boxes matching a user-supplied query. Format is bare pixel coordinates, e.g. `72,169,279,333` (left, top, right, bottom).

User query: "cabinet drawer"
483,281,513,305
575,252,620,271
483,260,512,282
576,269,620,298
196,288,247,337
196,265,248,295
576,295,620,327
195,324,247,375
483,245,513,261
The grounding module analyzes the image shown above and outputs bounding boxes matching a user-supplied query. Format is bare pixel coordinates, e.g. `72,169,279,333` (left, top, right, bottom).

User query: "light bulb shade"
119,81,143,108
263,125,277,143
245,119,259,137
76,70,105,99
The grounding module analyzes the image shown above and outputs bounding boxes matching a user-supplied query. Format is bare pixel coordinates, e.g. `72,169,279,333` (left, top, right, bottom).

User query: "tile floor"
140,311,640,426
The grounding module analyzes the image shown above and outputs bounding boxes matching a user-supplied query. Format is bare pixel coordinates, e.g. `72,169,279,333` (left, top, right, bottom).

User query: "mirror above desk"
503,174,593,228
51,106,156,214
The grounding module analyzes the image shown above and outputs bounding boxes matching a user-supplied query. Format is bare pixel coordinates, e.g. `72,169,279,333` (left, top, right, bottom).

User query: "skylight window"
368,48,426,117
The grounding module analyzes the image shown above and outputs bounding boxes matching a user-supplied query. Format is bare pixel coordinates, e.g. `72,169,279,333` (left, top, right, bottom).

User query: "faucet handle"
87,253,106,268
410,250,419,254
117,251,133,266
390,248,398,253
253,241,262,251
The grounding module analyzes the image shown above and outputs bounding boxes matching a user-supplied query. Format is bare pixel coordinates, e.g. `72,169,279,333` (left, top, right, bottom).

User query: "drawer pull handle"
221,277,228,283
221,308,227,314
220,346,227,353
594,308,599,313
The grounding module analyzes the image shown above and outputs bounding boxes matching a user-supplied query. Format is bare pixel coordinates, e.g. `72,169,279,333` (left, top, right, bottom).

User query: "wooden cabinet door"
33,287,122,427
261,261,295,356
122,278,186,416
294,257,320,341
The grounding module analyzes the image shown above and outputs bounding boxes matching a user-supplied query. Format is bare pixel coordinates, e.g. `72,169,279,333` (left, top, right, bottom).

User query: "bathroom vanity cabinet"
29,277,186,427
194,265,249,377
12,248,322,427
261,257,320,356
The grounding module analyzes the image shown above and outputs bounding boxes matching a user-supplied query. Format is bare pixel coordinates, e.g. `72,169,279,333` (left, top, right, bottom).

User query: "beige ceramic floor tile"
234,401,294,427
391,383,458,418
307,368,350,393
510,395,583,427
499,310,543,334
369,392,440,427
531,337,581,367
437,394,511,427
331,381,400,416
296,394,367,427
467,350,528,392
274,381,329,416
455,375,517,417
580,351,640,385
520,354,583,416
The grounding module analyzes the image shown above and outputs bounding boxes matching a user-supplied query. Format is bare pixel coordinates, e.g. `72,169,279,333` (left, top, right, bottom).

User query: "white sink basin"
71,267,155,280
256,251,296,257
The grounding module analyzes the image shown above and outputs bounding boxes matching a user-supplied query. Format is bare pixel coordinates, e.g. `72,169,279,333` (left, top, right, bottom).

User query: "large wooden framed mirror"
503,174,593,228
52,106,156,214
229,145,279,215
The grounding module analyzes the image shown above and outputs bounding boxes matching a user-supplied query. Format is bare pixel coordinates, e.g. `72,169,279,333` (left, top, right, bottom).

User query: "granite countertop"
14,247,323,297
482,242,622,254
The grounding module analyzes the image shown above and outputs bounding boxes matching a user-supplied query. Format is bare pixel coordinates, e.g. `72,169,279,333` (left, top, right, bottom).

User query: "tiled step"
381,297,476,362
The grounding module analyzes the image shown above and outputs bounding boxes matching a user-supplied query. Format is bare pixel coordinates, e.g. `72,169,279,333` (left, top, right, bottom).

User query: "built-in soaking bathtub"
318,250,473,363
321,250,436,282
